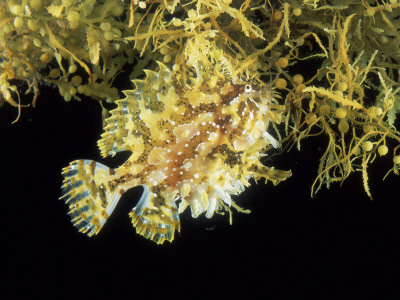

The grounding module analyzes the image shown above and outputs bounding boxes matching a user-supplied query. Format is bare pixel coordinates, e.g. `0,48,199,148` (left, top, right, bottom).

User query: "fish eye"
244,84,252,93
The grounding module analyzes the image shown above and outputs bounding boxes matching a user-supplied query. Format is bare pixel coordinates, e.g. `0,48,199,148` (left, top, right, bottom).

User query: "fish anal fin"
129,186,180,244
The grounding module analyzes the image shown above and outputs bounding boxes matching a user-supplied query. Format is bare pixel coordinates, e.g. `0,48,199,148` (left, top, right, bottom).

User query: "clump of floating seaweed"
2,0,400,200
0,0,134,113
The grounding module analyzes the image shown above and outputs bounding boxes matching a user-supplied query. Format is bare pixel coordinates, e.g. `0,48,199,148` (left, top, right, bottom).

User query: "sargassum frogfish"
60,62,291,244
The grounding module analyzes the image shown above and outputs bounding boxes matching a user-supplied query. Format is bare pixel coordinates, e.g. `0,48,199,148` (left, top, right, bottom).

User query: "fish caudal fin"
129,186,180,244
60,160,122,236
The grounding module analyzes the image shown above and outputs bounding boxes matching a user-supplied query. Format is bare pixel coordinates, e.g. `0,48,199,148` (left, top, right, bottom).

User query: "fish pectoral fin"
130,185,180,244
60,160,123,236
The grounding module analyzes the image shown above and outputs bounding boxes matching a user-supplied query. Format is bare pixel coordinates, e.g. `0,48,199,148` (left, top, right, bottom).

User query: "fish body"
60,62,290,244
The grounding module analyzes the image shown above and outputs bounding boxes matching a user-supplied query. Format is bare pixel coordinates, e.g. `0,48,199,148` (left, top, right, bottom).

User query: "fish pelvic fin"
129,185,180,244
60,160,123,236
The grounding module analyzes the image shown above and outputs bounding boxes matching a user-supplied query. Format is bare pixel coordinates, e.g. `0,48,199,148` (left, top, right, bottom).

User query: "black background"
1,87,400,299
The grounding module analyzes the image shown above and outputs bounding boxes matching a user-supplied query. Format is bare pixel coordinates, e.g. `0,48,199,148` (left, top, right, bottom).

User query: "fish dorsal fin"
97,62,174,158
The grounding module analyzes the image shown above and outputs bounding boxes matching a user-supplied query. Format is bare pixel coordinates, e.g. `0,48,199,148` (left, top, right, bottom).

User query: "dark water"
1,88,400,299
